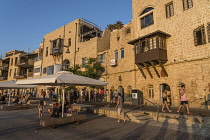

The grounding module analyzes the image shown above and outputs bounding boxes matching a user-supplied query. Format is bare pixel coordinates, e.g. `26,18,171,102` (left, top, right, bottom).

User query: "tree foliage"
65,58,105,80
107,21,124,31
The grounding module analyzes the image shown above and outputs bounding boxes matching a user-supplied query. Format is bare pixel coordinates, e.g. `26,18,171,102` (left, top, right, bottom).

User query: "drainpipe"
74,22,78,68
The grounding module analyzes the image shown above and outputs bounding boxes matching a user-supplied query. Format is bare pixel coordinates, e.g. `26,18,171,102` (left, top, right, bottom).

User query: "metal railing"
139,98,160,121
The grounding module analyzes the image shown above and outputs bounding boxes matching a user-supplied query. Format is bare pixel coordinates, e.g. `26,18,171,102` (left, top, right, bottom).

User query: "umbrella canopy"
0,80,37,89
16,71,108,117
16,71,108,86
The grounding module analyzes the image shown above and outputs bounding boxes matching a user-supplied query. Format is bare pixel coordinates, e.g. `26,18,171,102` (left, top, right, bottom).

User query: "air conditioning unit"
111,59,117,66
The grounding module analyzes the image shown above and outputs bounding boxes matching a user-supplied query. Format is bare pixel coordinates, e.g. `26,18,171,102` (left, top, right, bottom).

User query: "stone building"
122,0,210,108
1,0,210,108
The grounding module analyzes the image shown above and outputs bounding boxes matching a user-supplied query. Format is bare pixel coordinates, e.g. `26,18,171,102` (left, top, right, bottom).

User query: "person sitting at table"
13,96,19,105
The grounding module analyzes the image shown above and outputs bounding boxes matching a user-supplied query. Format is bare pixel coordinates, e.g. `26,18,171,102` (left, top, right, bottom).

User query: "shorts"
163,98,167,102
181,101,188,105
118,108,122,115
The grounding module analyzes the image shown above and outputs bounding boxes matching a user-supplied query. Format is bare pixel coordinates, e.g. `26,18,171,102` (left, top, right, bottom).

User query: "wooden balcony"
50,48,62,55
0,65,9,71
135,48,167,65
16,59,34,68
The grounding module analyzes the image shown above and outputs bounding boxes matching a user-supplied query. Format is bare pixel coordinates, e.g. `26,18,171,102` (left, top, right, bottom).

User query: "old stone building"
121,0,210,108
1,0,210,108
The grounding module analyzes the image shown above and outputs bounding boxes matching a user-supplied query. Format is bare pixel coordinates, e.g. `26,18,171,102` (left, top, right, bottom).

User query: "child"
38,100,44,117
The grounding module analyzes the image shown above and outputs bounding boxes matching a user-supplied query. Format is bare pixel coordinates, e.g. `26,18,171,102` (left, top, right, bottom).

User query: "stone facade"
1,0,210,109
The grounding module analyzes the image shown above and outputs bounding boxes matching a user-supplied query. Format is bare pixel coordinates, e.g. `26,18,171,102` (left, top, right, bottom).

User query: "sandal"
169,110,172,112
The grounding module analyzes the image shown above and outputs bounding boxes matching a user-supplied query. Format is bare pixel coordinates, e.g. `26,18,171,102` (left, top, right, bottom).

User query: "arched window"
120,48,124,58
140,7,154,28
63,60,70,70
115,50,118,60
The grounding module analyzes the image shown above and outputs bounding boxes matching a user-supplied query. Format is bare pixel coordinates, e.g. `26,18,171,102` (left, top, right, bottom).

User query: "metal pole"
61,86,65,117
140,98,141,111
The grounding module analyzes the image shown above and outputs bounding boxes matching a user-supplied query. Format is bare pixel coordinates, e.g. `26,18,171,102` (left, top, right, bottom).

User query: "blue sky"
0,0,132,57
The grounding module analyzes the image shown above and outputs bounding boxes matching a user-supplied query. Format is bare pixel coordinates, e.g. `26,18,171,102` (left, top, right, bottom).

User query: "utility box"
131,89,143,105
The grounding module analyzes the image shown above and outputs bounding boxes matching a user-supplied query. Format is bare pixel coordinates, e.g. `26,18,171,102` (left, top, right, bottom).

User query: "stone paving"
0,105,210,140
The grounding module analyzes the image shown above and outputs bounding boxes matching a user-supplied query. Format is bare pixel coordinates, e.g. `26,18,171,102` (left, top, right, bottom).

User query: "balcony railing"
135,48,167,64
0,65,9,71
14,74,27,79
50,47,62,55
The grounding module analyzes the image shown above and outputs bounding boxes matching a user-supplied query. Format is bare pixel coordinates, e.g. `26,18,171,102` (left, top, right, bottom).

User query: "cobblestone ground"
0,107,210,140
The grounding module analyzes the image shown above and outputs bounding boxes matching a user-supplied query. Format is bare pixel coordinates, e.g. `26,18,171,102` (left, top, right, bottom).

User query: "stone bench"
1,104,31,110
40,114,87,128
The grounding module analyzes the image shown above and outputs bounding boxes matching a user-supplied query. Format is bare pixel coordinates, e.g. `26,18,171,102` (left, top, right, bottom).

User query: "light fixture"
66,47,70,53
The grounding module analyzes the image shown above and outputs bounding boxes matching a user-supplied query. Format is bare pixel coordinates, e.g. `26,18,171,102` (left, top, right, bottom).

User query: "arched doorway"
160,83,172,106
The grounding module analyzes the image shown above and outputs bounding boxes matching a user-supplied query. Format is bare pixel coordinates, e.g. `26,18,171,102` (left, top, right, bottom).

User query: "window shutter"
56,39,60,48
183,0,188,10
170,4,174,16
207,24,210,43
193,29,198,46
166,6,170,18
201,26,206,44
188,0,193,8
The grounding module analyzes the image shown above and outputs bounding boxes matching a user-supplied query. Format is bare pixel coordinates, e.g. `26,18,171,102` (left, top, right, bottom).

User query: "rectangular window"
115,51,118,60
99,54,104,63
46,47,48,57
68,38,71,46
207,24,210,43
183,0,193,10
148,85,154,98
43,67,46,74
9,69,12,77
15,57,18,65
34,67,41,73
149,37,157,50
47,65,54,75
14,68,17,76
120,49,124,58
141,13,154,28
10,58,13,66
194,25,206,46
82,57,86,68
166,2,174,18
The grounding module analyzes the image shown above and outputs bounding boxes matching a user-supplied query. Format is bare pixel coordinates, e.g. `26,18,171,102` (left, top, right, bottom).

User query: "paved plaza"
0,106,210,140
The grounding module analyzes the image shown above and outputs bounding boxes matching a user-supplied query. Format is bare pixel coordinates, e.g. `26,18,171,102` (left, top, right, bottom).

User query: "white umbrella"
0,80,36,106
16,71,108,117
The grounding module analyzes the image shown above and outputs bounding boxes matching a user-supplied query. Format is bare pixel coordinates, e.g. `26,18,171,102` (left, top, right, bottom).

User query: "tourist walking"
114,90,119,104
110,90,114,103
161,89,172,112
115,93,126,124
177,85,191,115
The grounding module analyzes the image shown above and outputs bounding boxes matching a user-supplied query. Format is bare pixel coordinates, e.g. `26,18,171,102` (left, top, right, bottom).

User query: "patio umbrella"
0,80,36,89
0,80,36,106
16,71,108,117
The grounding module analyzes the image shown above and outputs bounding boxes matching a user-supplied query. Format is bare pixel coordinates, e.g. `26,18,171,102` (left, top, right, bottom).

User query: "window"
47,65,54,75
43,67,46,74
10,58,13,66
82,57,86,68
120,48,124,58
135,35,166,54
166,2,174,18
207,24,210,43
148,85,154,98
68,38,71,46
9,69,12,77
183,0,193,10
15,57,18,65
46,47,48,57
34,67,41,73
63,60,70,70
194,25,206,46
140,7,154,28
115,50,118,60
127,86,132,98
14,68,17,76
99,54,104,63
